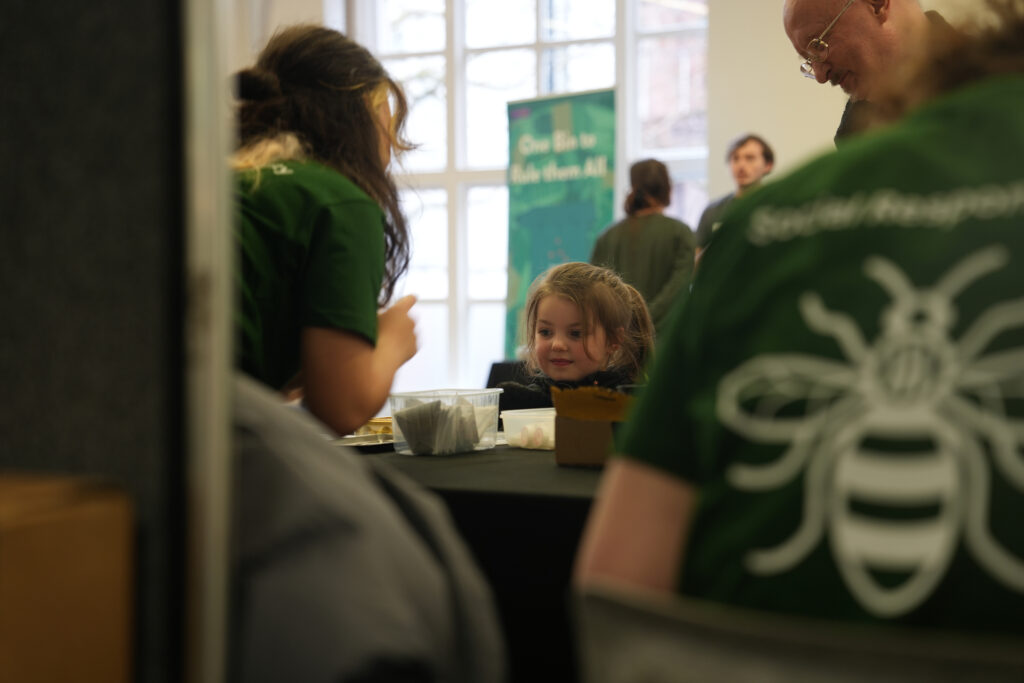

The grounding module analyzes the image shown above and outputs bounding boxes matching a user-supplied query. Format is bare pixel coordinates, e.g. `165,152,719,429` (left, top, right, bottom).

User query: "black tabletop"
363,444,601,499
361,442,600,683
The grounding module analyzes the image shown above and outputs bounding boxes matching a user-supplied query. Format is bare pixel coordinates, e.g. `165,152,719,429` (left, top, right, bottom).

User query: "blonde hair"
230,132,307,190
366,82,415,162
521,262,654,380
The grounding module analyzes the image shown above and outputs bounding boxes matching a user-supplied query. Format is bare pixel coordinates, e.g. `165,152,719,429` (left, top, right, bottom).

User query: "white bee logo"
717,246,1024,617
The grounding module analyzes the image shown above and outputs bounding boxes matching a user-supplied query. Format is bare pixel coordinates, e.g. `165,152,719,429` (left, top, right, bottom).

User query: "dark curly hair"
233,25,413,304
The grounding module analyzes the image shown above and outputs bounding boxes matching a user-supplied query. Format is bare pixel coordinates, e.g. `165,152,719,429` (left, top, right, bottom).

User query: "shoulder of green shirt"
719,74,1024,234
242,159,380,209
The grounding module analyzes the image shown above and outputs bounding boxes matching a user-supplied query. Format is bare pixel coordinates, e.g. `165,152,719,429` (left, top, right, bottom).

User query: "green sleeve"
302,198,385,345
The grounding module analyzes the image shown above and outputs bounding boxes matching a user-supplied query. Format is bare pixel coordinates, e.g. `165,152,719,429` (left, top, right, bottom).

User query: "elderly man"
783,0,953,141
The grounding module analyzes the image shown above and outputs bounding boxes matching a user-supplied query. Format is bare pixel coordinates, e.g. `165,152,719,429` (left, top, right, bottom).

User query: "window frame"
341,0,707,389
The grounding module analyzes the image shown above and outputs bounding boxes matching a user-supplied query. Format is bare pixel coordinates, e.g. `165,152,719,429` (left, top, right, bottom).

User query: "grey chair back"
574,585,1024,683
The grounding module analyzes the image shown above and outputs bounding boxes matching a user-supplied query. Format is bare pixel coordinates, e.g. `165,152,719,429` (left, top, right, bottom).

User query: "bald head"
783,0,929,101
783,0,847,25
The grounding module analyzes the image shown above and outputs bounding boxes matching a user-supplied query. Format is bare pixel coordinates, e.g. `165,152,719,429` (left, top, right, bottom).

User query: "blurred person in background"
591,159,696,334
695,134,775,259
575,0,1024,634
233,372,506,683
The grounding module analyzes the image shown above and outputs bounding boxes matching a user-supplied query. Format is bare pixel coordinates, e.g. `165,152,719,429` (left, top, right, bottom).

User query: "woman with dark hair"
590,158,696,334
233,25,418,436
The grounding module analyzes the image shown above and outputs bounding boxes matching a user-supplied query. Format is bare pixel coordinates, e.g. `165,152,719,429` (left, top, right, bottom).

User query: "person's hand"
377,294,418,365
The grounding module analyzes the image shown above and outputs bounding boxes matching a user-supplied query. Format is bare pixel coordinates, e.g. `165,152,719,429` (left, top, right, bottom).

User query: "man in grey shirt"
695,134,775,258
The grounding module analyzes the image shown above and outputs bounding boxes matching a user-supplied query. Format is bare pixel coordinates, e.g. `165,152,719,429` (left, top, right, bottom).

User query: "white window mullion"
457,35,607,57
452,181,469,385
535,0,544,93
448,0,465,385
399,169,505,189
450,0,465,170
359,0,708,390
350,0,377,49
616,0,633,211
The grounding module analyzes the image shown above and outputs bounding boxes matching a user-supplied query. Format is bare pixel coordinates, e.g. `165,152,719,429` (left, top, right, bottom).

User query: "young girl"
499,262,655,412
233,25,418,435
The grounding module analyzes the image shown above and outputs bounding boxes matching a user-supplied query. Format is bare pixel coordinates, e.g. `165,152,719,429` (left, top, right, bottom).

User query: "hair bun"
235,68,283,101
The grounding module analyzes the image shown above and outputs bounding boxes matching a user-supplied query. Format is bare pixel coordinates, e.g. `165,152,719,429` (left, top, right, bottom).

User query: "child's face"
534,295,614,382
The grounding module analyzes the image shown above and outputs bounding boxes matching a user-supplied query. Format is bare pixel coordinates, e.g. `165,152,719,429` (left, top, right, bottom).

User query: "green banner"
504,88,616,358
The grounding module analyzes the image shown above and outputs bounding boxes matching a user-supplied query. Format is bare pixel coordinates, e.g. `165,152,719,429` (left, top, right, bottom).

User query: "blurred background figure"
590,159,696,335
575,0,1024,635
233,374,505,683
783,0,956,142
695,134,774,259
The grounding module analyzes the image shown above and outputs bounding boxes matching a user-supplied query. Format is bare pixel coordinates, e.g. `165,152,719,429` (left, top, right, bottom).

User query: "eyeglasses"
800,0,857,78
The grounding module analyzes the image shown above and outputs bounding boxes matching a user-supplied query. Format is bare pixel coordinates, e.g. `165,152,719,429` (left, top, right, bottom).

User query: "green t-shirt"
590,213,696,332
619,75,1024,632
235,160,385,390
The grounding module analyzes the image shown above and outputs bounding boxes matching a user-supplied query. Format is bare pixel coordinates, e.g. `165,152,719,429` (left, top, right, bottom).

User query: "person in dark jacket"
591,159,696,334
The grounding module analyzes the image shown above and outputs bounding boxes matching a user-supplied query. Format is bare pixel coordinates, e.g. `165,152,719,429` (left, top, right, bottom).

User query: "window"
341,0,708,391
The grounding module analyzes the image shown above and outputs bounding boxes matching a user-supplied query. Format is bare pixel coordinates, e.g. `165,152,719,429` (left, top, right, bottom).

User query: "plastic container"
389,388,502,455
501,407,556,450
